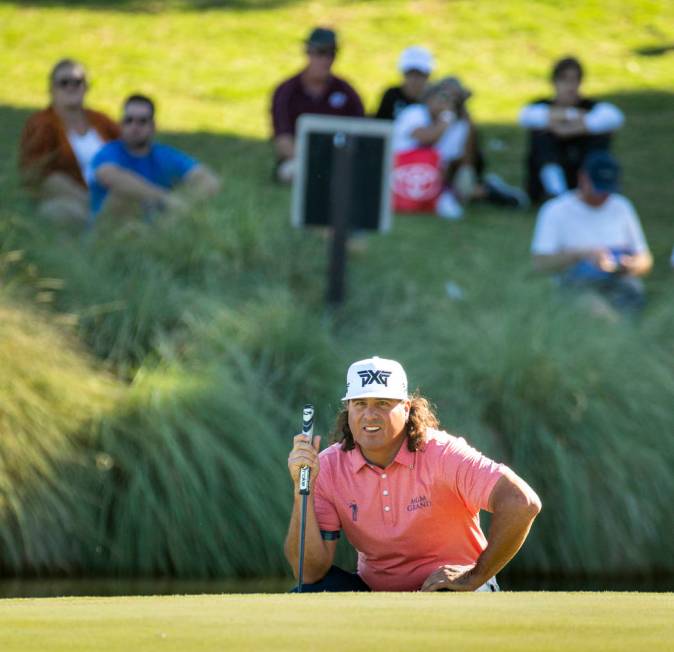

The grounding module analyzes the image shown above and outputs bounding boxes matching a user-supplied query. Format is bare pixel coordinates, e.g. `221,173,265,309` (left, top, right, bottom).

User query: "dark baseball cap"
583,151,621,193
306,27,337,49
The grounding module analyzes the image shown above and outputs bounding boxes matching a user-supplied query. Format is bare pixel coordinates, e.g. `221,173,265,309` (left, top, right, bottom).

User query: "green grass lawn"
0,592,672,652
1,1,674,579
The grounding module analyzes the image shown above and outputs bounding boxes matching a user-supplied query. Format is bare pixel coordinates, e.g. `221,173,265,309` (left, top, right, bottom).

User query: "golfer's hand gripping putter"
299,404,314,495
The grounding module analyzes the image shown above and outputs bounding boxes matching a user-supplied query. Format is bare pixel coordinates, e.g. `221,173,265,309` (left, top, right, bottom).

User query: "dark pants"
526,130,612,202
446,123,486,186
290,565,500,593
560,274,646,314
290,566,371,592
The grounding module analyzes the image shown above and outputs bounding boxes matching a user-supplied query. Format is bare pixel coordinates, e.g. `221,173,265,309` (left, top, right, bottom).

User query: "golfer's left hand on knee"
420,565,480,592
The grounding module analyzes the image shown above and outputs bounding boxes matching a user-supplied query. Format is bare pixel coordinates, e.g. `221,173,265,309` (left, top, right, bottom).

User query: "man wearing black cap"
531,151,652,313
270,27,364,183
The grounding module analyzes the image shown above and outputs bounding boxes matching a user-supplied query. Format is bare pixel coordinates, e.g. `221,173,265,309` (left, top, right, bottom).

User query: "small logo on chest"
406,494,431,512
348,501,359,522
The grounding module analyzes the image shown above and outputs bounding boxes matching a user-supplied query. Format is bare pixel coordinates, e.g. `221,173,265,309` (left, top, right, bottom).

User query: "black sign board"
291,115,393,232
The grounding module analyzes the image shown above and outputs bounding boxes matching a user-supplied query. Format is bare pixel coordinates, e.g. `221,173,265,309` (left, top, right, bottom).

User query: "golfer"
285,356,542,592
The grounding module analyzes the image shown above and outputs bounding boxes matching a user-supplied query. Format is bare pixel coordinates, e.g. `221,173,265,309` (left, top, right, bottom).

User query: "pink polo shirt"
313,428,508,591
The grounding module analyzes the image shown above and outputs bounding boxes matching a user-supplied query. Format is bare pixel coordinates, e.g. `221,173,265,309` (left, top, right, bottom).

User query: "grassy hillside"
1,0,673,579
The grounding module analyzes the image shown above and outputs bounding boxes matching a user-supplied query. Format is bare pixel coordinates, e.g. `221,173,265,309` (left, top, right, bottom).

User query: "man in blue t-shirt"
89,94,220,221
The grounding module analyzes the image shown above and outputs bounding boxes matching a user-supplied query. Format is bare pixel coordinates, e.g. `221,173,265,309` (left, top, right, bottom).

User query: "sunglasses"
54,77,85,89
122,115,152,125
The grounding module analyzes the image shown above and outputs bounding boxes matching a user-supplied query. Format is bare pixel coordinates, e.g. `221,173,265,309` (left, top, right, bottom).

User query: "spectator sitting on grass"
519,56,624,203
392,76,528,219
270,27,365,184
531,151,652,316
374,46,434,121
89,94,220,223
19,58,119,225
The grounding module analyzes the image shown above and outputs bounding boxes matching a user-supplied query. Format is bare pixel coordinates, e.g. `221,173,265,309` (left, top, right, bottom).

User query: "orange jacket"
19,106,120,189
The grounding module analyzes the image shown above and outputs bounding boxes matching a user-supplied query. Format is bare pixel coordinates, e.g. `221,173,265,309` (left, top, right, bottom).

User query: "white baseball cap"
342,356,409,401
398,46,434,75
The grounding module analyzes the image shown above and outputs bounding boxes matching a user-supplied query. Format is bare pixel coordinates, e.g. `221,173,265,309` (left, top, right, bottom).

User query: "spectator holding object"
89,94,220,223
531,151,652,315
270,27,365,184
392,77,527,219
374,46,434,121
520,56,624,203
285,356,541,592
19,59,119,225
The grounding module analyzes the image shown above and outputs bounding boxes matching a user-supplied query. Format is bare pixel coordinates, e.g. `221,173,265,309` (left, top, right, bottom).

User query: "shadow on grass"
634,43,674,57
1,0,303,11
0,103,277,189
3,87,674,221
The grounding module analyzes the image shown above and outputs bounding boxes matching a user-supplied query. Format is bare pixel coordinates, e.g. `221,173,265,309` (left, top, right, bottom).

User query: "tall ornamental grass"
421,280,674,575
0,294,121,573
1,0,673,580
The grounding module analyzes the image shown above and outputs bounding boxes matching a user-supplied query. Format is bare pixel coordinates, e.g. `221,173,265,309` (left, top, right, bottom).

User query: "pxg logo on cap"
342,356,408,401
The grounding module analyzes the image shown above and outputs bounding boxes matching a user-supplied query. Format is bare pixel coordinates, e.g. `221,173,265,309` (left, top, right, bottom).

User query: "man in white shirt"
531,151,652,313
520,56,624,203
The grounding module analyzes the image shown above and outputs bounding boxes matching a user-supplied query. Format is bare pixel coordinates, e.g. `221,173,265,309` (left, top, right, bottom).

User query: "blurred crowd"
17,26,668,317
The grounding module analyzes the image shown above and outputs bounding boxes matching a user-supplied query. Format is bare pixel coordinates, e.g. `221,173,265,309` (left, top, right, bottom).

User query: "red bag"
392,148,443,213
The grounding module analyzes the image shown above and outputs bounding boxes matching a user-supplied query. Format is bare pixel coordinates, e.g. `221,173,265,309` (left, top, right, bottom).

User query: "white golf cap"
398,46,434,75
342,356,409,401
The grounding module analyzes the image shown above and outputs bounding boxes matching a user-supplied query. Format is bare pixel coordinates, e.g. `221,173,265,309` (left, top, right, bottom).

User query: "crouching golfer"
285,356,542,592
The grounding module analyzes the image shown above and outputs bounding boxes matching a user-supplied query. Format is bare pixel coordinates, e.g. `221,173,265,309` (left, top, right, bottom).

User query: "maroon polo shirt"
271,71,365,138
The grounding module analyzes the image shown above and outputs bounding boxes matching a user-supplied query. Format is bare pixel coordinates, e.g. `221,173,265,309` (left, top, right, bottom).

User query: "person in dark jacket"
519,56,624,203
270,27,364,183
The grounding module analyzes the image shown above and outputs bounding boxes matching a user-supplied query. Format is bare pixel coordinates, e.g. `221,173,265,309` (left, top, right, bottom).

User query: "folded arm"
533,249,652,277
95,163,168,204
520,101,624,137
422,470,541,592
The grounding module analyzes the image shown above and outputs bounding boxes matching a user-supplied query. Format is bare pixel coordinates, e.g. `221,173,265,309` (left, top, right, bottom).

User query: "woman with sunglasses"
19,58,120,225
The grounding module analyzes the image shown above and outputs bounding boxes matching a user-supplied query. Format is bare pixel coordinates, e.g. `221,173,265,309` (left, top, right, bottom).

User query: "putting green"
0,592,671,651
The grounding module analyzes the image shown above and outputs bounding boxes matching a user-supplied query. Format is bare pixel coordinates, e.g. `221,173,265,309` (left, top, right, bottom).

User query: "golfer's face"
347,398,410,456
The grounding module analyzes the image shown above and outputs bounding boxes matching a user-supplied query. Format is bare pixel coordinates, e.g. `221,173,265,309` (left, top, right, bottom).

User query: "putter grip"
299,404,314,496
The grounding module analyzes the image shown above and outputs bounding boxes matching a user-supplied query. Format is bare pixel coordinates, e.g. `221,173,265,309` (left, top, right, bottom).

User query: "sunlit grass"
0,593,672,652
0,0,673,579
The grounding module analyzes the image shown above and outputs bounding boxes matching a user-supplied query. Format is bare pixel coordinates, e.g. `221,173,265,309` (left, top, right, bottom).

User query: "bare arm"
548,107,589,138
410,111,456,146
421,470,541,592
182,165,221,199
283,434,337,583
533,250,594,273
274,135,295,160
533,249,652,277
619,250,653,277
467,472,542,587
95,163,168,203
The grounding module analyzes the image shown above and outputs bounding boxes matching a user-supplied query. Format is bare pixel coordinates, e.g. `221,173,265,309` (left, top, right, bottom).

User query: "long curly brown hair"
330,394,440,452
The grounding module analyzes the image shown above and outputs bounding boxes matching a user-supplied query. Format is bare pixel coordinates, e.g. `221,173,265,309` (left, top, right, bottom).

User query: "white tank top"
68,128,105,185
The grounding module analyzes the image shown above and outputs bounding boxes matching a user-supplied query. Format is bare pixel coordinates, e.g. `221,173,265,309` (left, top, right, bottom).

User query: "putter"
297,403,314,593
